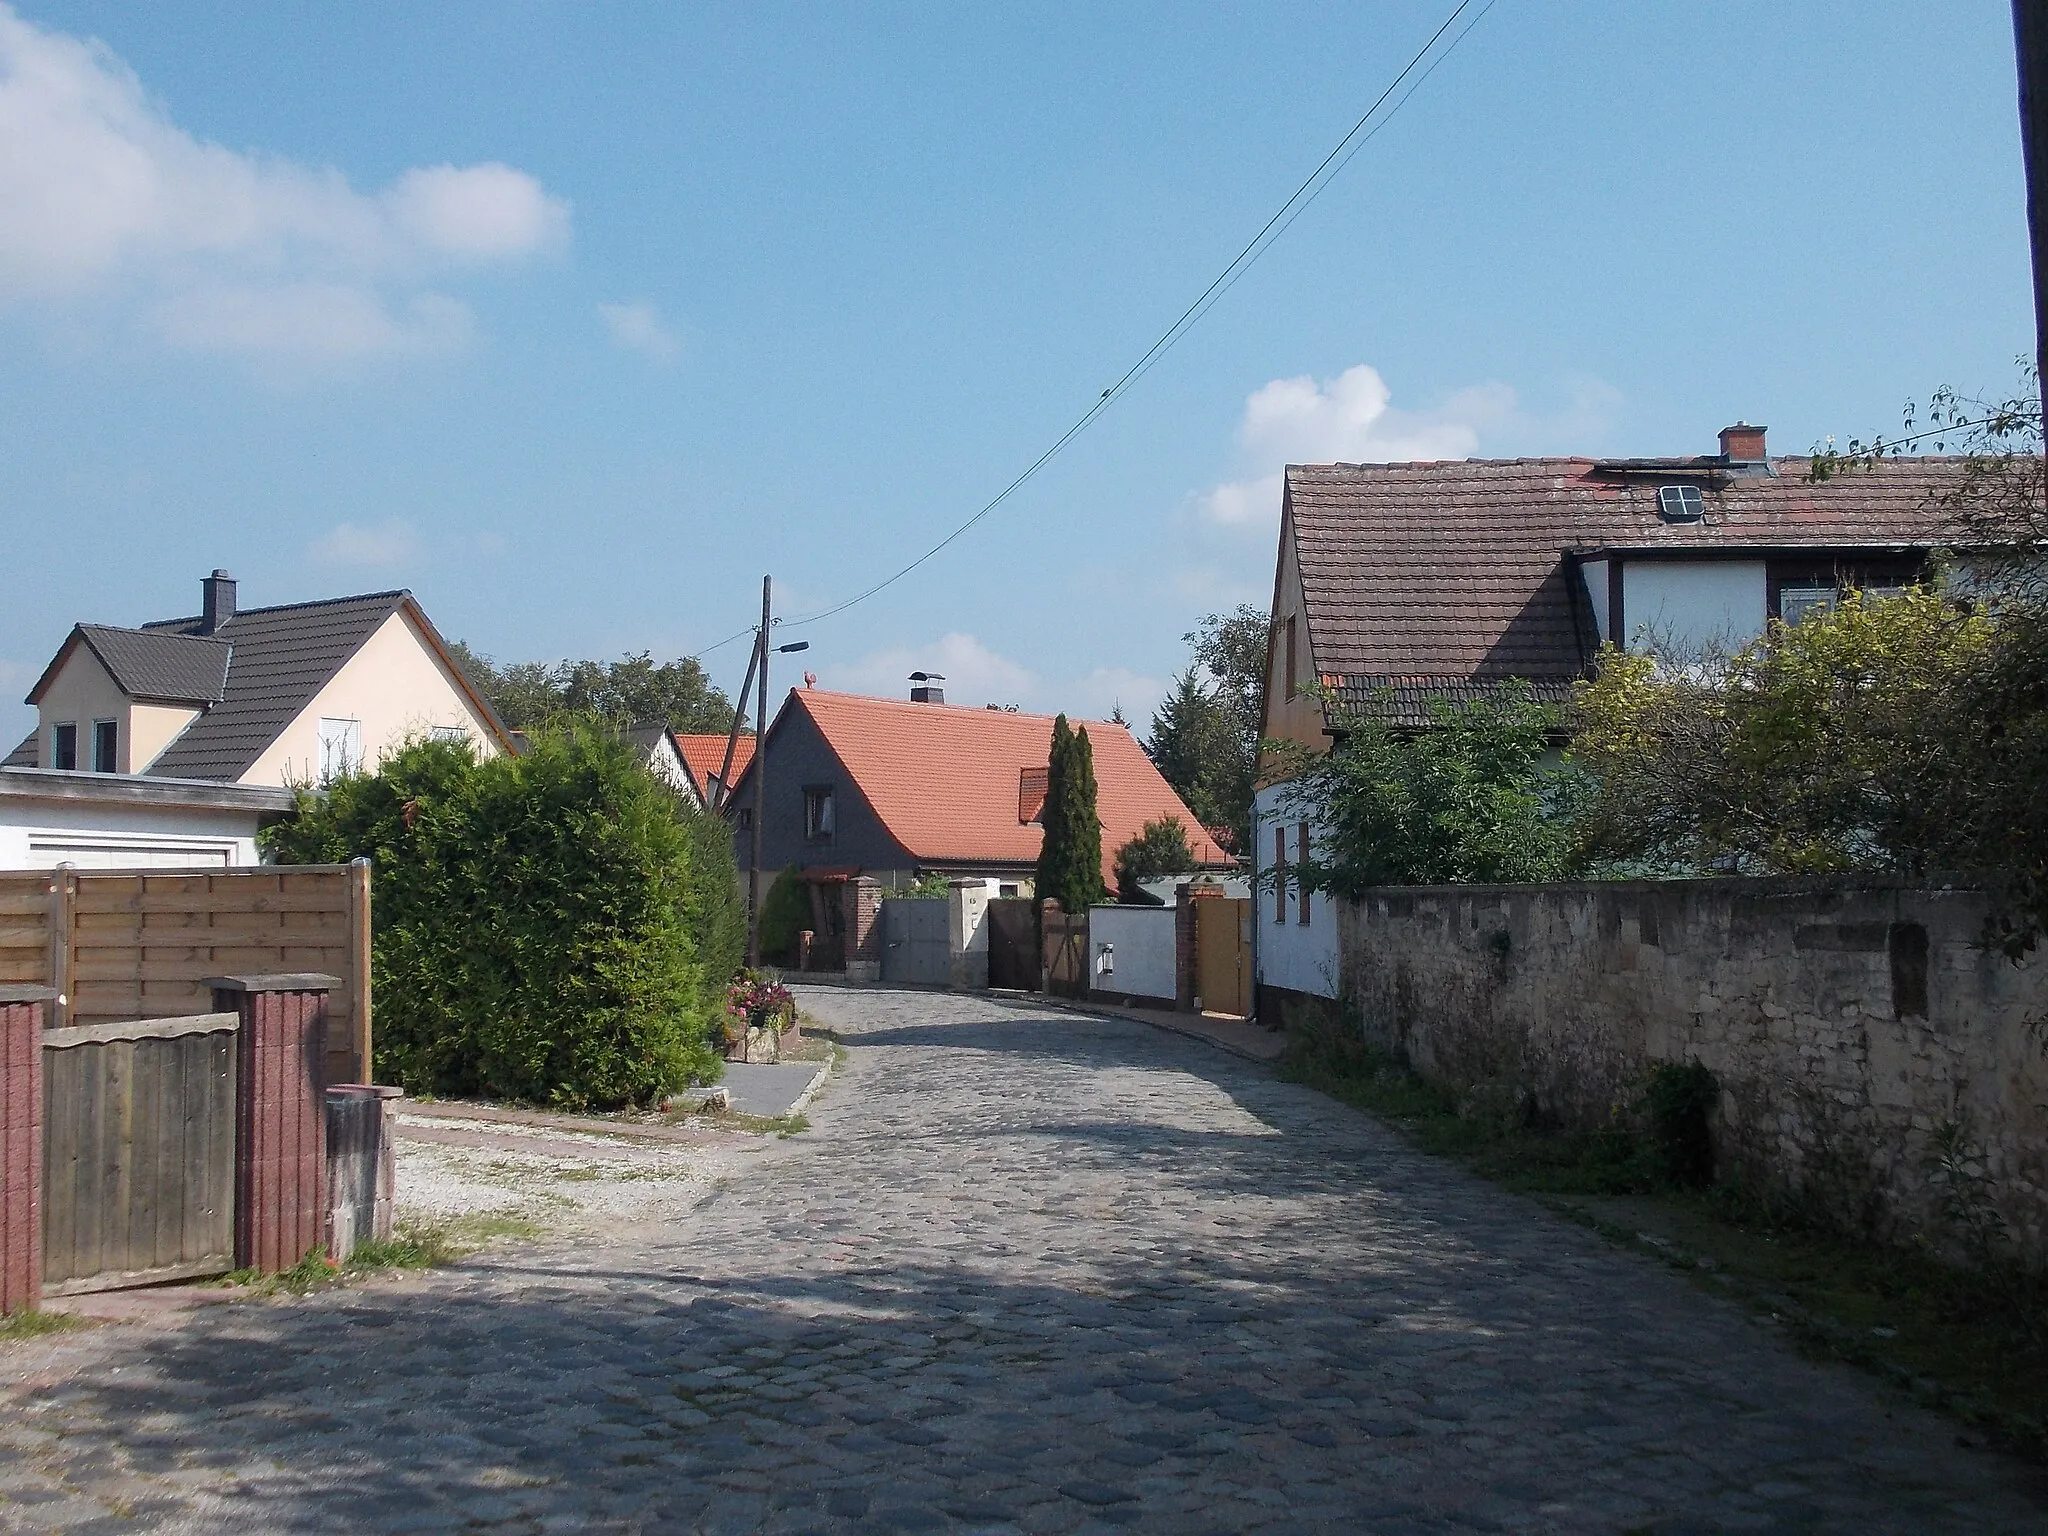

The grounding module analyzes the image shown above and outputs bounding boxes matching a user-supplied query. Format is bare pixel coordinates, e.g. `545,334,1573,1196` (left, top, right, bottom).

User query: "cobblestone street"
2,986,2044,1533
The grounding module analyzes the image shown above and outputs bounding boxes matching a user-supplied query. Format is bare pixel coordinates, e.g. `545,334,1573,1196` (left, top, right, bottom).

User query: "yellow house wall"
34,647,200,772
1258,513,1332,780
127,702,203,771
240,609,502,786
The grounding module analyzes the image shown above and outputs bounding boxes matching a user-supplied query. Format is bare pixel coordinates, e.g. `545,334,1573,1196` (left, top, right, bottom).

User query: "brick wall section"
0,986,52,1314
1175,882,1222,1011
1337,879,2048,1261
210,974,338,1274
843,877,883,981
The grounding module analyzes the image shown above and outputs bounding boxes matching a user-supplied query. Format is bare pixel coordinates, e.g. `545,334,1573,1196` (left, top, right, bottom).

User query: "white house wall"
1252,783,1339,999
0,796,262,870
1622,561,1767,658
1088,904,1177,1003
243,610,502,786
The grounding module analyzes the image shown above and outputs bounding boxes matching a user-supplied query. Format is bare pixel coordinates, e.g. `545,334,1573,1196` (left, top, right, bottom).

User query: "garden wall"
1337,878,2048,1262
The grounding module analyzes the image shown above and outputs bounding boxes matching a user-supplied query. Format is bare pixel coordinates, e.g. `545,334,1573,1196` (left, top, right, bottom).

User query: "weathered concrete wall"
1339,879,2048,1261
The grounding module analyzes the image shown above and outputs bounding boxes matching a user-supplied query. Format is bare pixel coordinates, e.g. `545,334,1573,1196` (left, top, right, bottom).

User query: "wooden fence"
0,865,370,1086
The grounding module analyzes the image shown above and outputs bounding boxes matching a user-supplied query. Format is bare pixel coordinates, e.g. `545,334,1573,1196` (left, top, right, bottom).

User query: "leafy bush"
1277,681,1587,897
264,724,723,1107
1113,817,1197,904
756,866,813,966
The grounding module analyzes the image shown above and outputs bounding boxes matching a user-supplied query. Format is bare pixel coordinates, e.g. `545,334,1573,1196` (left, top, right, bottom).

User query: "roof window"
1656,484,1705,522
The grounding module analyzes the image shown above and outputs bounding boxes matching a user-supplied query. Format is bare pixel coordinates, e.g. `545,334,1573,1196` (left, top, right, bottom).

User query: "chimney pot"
200,569,236,636
1718,422,1767,462
909,670,945,705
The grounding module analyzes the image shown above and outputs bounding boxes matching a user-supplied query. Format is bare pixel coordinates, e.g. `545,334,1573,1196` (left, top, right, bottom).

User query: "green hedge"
757,865,811,967
264,724,730,1107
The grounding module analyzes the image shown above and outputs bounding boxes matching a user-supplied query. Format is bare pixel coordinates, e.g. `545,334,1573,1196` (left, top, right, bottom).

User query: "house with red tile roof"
1253,423,1969,1009
675,733,754,810
726,684,1231,894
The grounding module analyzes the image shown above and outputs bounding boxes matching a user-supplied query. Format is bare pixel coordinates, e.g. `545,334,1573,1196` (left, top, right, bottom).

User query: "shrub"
1643,1060,1718,1189
264,724,722,1108
1112,817,1197,904
756,866,813,967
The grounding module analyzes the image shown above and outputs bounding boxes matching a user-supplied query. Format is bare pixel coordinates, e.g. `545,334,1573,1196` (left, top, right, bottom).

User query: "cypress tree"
1034,715,1107,912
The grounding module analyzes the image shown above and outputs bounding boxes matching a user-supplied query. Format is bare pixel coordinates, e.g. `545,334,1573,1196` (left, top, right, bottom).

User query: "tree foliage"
756,866,814,967
1146,604,1267,855
1279,682,1585,897
1112,816,1198,905
264,724,730,1106
450,642,737,735
1035,714,1107,913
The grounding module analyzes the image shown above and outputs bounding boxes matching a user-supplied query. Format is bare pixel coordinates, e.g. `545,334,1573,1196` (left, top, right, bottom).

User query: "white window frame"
91,718,118,773
318,716,364,782
51,721,78,771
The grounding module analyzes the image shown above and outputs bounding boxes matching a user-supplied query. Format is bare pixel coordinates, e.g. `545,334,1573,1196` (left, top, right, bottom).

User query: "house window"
318,717,363,782
804,785,835,842
430,725,468,744
1273,824,1288,925
51,722,77,771
737,807,754,832
1777,586,1836,626
92,720,118,773
1656,484,1706,522
1018,767,1048,824
1284,616,1299,702
1297,823,1311,926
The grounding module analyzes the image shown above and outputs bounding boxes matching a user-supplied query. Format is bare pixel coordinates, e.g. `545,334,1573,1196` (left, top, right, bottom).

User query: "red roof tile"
759,689,1231,883
675,733,754,803
1286,454,1971,686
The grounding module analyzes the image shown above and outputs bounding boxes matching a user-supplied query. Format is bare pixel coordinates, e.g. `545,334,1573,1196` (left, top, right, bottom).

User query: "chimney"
909,670,945,705
200,569,236,635
1718,422,1767,463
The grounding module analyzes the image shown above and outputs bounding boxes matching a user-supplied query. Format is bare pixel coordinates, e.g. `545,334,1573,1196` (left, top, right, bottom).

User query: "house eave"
0,766,294,815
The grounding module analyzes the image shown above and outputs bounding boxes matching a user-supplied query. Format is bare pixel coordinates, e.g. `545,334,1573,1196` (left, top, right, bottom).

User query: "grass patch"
1280,1003,2048,1460
218,1212,544,1298
0,1308,86,1344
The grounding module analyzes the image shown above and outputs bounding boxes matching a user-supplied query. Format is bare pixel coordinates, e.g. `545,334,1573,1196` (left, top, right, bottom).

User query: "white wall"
0,796,262,870
1252,783,1340,999
1623,561,1767,658
244,609,502,786
1088,904,1177,1003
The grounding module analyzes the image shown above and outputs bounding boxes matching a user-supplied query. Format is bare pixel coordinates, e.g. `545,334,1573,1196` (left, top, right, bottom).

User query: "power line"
761,0,1498,634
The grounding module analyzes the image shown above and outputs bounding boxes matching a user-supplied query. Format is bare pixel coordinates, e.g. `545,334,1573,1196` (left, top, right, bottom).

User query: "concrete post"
0,985,54,1314
208,973,340,1274
325,1084,403,1262
948,878,995,990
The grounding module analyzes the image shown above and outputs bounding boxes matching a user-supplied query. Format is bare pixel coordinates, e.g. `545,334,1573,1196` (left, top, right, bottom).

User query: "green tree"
1035,715,1108,912
1281,682,1584,896
1147,605,1267,855
264,724,723,1107
450,643,737,735
1112,816,1198,904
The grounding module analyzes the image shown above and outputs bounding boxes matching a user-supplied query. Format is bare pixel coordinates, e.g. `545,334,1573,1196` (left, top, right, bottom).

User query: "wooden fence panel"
41,1014,239,1295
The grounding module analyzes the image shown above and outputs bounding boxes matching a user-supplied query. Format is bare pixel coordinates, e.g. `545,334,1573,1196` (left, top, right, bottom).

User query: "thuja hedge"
265,725,737,1107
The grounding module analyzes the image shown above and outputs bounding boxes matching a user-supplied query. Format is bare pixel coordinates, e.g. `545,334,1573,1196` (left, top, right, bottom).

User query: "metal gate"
986,899,1038,990
1195,898,1253,1017
880,898,950,986
42,1012,239,1294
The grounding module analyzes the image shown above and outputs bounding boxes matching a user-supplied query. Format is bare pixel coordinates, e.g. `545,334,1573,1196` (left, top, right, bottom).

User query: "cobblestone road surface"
3,987,2044,1534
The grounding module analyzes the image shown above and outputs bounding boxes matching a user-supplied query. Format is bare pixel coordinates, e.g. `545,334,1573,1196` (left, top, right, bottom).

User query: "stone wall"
1338,879,2048,1261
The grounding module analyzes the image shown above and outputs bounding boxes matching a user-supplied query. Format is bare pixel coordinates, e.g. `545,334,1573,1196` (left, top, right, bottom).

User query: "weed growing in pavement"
219,1213,543,1298
1278,995,2048,1460
0,1308,86,1345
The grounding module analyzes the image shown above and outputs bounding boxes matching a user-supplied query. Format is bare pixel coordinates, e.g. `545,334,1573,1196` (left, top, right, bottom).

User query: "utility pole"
747,576,770,968
2016,1,2048,422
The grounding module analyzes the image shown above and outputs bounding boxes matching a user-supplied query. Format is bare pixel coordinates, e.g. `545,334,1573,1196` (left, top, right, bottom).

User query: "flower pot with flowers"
724,970,796,1062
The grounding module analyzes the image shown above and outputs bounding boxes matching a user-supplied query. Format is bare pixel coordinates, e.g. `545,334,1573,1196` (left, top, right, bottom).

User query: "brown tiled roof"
675,733,754,804
1286,455,1968,687
744,690,1232,882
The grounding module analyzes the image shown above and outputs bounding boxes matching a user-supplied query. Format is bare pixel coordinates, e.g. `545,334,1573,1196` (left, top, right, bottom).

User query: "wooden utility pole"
2016,1,2048,421
746,576,770,968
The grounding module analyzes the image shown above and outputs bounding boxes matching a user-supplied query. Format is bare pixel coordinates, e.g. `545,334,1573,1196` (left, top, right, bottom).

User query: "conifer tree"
1034,715,1107,912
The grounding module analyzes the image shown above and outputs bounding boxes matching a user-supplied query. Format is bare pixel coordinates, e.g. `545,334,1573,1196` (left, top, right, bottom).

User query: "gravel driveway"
0,986,2043,1533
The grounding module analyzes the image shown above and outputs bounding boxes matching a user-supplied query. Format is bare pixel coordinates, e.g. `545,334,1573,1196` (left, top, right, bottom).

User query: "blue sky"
0,1,2032,747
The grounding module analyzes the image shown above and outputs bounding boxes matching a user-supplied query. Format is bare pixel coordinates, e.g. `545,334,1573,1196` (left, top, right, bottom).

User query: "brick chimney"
1718,422,1767,463
200,569,236,635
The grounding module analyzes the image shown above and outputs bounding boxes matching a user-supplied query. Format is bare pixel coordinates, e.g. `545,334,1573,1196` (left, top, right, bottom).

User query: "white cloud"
311,519,420,568
598,299,680,363
0,4,568,361
818,632,1165,729
1195,364,1621,528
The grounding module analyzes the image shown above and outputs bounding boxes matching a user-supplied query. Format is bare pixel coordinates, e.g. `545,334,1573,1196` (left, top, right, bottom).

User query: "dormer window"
1018,767,1048,824
1656,484,1705,522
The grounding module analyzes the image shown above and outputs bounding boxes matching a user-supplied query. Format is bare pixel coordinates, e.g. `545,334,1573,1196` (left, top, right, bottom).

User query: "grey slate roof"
140,591,411,780
2,731,34,768
73,625,231,704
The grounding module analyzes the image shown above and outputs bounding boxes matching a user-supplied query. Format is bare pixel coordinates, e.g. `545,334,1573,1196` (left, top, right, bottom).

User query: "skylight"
1657,484,1705,521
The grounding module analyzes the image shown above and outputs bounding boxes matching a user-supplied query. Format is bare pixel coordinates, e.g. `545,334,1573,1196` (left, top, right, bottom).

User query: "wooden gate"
1195,898,1253,1017
1043,908,1089,999
986,899,1039,990
42,1012,239,1294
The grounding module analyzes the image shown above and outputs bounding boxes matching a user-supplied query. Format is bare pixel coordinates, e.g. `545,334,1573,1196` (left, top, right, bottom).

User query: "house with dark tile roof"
1252,423,1969,1010
8,570,512,787
726,682,1232,894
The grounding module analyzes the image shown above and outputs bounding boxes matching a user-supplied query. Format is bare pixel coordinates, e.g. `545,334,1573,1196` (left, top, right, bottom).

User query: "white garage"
0,767,292,871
